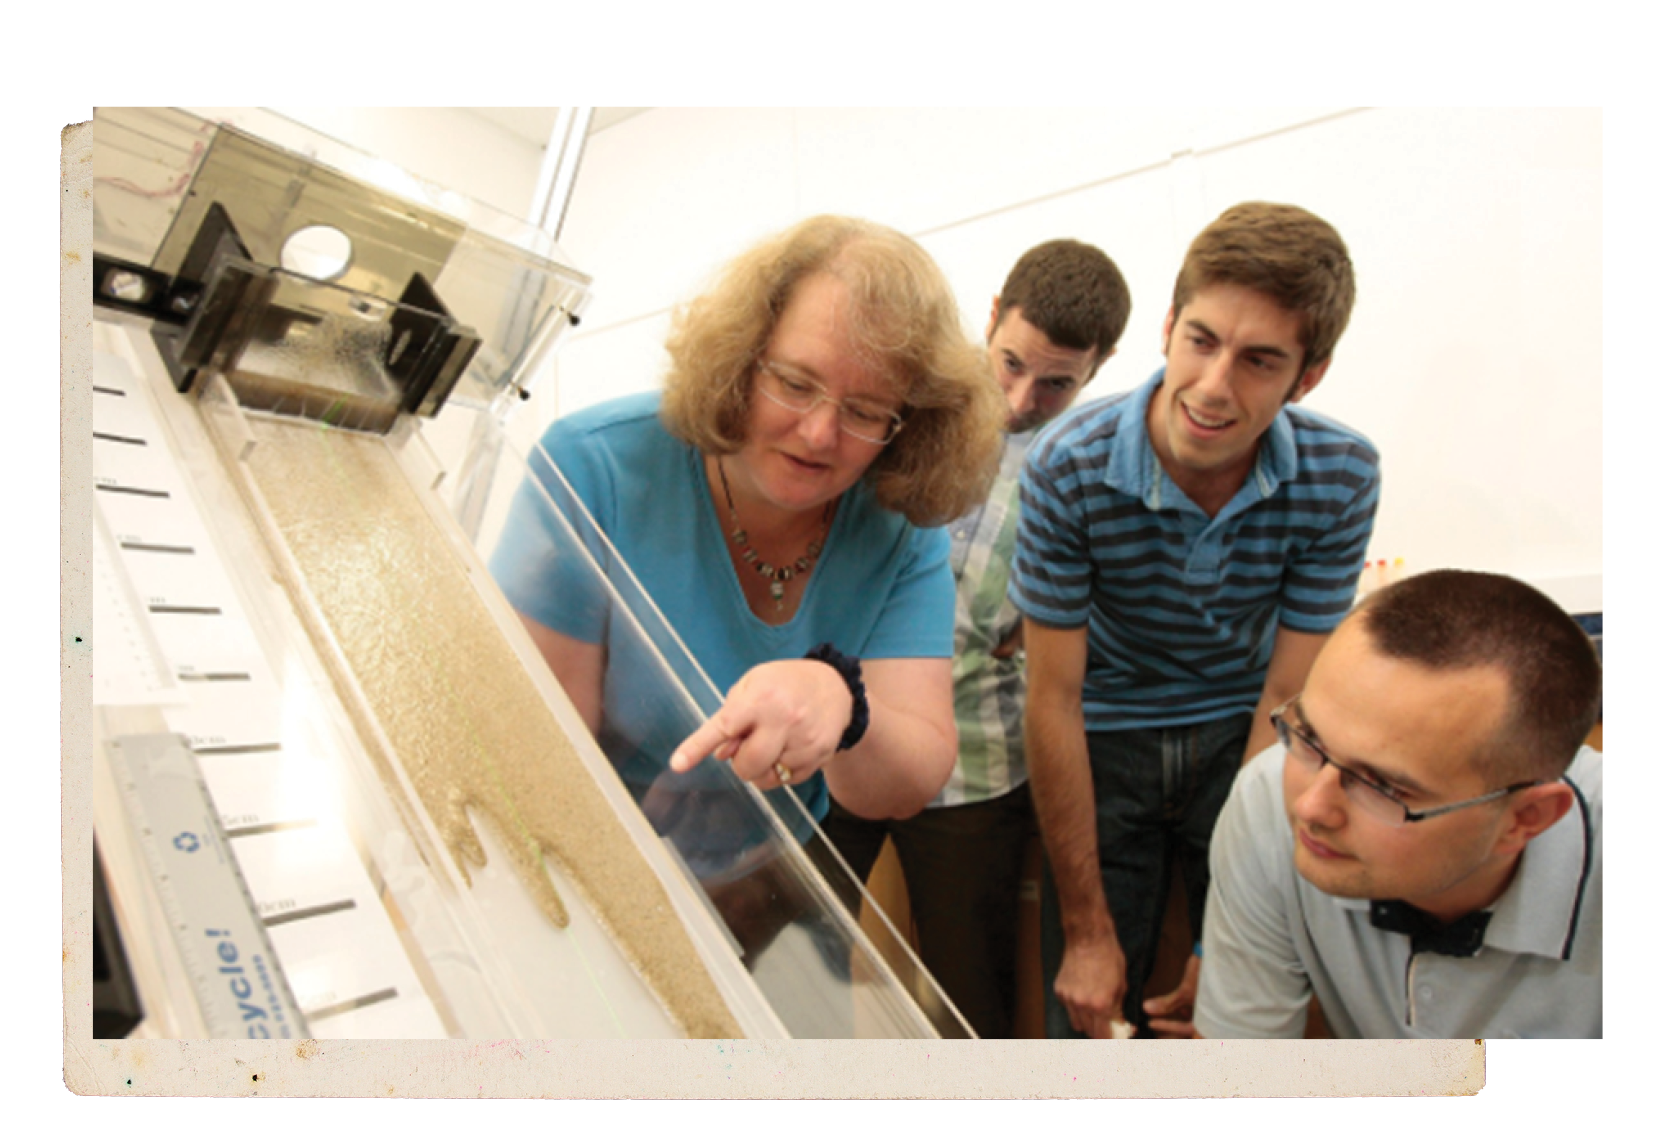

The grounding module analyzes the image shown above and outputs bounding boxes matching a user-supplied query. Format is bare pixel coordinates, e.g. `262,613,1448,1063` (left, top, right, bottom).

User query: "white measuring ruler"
104,733,308,1038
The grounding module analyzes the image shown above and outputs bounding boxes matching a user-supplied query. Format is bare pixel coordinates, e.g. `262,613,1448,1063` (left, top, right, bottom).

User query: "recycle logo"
173,832,200,853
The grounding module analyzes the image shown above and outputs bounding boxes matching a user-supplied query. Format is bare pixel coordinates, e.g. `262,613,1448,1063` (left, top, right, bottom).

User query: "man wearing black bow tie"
1186,569,1602,1038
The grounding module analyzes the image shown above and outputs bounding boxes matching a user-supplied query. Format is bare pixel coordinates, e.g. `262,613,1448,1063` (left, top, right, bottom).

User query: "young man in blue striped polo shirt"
821,239,1131,1037
1010,203,1380,1039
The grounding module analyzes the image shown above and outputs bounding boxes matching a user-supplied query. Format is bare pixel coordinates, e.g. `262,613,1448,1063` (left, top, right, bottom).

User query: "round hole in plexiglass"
279,224,353,281
104,268,151,303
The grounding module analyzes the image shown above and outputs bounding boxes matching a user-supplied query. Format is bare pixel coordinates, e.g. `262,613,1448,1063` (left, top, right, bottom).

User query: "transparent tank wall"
473,421,971,1037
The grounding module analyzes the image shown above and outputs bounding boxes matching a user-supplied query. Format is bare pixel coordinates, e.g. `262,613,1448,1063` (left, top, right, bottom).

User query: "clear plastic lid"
93,107,591,417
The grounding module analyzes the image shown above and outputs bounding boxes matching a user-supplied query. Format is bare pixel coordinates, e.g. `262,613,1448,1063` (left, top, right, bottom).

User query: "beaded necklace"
716,457,833,613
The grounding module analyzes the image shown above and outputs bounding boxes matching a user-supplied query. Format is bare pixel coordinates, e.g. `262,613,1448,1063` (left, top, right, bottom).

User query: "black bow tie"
1370,900,1492,958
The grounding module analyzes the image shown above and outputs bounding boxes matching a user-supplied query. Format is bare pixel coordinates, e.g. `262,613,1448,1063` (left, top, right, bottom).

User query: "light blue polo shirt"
1195,745,1603,1038
1008,369,1380,730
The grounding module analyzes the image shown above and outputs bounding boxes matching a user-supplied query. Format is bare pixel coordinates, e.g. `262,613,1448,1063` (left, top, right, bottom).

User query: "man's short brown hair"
994,239,1130,367
1173,202,1356,372
1356,570,1602,785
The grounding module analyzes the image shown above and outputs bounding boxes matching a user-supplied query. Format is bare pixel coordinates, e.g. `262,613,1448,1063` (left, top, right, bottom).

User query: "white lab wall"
542,107,1601,611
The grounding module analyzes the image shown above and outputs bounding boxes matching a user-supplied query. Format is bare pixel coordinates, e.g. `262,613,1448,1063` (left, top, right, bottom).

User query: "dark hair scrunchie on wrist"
804,643,869,751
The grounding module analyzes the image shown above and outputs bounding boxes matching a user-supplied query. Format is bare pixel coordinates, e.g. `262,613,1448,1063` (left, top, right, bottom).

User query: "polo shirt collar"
1103,371,1162,502
1105,368,1300,511
1258,401,1300,491
1482,778,1592,960
1337,779,1591,961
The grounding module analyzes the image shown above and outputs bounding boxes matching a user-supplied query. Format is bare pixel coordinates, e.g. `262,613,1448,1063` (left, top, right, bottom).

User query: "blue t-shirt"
490,391,956,823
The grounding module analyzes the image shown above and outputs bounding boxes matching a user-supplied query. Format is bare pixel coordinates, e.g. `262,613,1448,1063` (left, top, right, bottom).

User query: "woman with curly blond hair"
491,215,1006,829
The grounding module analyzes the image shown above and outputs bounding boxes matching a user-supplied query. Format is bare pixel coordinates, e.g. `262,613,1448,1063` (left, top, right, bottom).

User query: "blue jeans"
1041,712,1251,1038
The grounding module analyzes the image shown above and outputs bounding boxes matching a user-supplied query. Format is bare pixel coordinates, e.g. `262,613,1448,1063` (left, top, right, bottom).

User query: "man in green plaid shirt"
822,240,1131,1036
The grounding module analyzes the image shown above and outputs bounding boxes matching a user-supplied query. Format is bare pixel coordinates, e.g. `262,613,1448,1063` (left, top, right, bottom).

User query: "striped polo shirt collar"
1103,371,1161,502
1258,401,1301,490
1108,368,1301,511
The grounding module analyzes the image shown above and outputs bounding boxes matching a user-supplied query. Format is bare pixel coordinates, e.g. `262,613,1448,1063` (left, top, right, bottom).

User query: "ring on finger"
772,760,793,785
